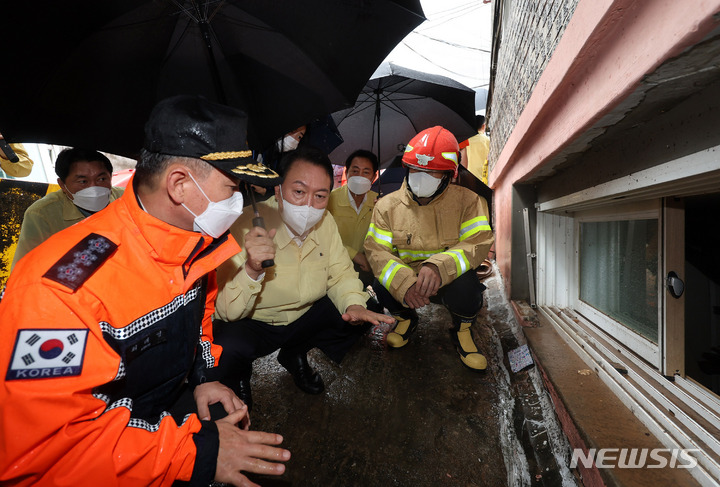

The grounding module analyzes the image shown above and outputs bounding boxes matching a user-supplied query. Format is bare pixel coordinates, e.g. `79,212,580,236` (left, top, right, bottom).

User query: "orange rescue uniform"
0,179,240,486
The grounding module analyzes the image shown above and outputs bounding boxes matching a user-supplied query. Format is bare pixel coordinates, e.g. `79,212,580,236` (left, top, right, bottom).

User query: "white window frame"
573,200,663,368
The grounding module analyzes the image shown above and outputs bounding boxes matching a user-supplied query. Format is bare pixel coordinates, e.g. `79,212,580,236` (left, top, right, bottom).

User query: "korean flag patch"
6,329,89,380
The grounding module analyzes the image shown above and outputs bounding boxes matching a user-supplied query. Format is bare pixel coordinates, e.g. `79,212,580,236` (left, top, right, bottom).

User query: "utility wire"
401,40,486,82
420,0,484,25
412,31,490,53
417,2,488,32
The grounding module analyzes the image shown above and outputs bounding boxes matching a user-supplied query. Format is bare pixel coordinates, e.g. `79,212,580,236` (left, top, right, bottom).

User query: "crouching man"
213,146,395,409
0,95,290,486
364,126,494,370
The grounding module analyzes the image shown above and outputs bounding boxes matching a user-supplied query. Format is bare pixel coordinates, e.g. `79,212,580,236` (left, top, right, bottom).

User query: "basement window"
579,219,659,342
574,201,661,365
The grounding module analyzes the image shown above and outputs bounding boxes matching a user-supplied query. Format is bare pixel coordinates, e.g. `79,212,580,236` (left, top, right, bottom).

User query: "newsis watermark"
570,448,700,469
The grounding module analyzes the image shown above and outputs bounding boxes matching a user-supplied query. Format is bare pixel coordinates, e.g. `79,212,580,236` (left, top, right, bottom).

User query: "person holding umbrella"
364,126,494,370
327,149,379,287
249,124,307,201
212,146,395,409
0,95,290,486
0,131,34,178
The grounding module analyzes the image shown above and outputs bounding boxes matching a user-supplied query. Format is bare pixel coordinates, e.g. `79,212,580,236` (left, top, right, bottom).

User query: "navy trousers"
370,267,486,319
211,295,368,388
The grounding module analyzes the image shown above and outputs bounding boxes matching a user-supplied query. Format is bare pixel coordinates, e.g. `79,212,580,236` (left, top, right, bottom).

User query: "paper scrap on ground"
508,344,534,372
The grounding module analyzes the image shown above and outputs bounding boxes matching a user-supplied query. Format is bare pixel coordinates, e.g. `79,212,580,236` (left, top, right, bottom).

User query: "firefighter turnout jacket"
0,180,240,486
364,181,494,304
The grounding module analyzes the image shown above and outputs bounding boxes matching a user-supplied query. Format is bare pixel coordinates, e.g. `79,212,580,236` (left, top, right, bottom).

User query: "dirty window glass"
579,219,659,343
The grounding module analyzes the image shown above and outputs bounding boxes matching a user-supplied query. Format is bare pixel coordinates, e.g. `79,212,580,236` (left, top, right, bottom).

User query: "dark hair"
55,148,113,182
135,149,212,189
344,149,379,174
278,146,333,188
475,115,486,131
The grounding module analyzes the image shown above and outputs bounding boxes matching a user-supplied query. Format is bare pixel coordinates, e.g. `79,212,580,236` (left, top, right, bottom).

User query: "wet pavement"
243,265,578,487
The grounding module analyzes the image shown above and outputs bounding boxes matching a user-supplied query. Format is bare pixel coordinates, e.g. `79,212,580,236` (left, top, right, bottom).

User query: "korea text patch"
6,329,89,380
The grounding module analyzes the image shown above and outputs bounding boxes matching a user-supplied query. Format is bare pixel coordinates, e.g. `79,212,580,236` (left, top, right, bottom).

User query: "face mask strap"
187,171,212,203
181,203,199,218
59,180,74,199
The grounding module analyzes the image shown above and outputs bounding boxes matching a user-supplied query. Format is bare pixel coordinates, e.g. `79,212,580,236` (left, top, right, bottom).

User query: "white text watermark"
570,448,700,469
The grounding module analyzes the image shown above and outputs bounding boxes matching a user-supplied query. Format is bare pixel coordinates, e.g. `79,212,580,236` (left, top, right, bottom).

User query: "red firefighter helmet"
401,126,460,178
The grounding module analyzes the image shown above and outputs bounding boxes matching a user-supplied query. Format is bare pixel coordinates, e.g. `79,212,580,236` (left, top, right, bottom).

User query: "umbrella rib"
205,0,225,22
172,0,225,22
378,99,409,119
221,16,279,33
378,93,428,103
171,0,200,22
163,11,195,63
378,77,417,93
335,101,377,126
161,6,198,68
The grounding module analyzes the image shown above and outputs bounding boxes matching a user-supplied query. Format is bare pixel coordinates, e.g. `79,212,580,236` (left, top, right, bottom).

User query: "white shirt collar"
348,189,366,214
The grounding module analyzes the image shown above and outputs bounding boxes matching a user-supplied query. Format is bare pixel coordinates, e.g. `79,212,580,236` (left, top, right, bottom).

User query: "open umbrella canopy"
370,155,405,196
0,1,424,159
301,115,344,156
329,62,477,168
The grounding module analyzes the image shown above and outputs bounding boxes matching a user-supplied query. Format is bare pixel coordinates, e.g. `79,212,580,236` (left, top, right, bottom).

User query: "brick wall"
488,0,579,172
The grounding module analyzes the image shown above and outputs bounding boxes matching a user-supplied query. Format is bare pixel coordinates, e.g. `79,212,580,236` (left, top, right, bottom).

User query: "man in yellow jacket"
213,146,394,409
364,126,494,370
327,149,378,287
11,148,124,269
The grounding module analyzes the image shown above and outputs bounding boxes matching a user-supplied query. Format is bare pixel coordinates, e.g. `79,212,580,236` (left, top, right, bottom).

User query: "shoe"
452,322,487,370
277,350,325,395
236,377,253,412
386,313,419,348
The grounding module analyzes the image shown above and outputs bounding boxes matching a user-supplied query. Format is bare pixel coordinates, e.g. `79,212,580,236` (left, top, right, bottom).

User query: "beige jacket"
214,197,368,325
364,181,494,305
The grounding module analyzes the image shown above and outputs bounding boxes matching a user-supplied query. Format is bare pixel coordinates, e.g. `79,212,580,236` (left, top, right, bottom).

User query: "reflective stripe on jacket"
364,181,494,305
0,179,240,486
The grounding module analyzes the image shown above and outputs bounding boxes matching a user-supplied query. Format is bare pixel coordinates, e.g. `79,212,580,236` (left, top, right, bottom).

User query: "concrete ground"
241,267,576,487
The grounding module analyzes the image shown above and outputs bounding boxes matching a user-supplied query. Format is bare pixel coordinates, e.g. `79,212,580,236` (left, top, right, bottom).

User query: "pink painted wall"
493,183,513,298
489,0,720,296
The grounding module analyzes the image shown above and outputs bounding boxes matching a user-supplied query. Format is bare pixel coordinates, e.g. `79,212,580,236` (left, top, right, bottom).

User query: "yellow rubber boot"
386,314,418,348
455,321,487,370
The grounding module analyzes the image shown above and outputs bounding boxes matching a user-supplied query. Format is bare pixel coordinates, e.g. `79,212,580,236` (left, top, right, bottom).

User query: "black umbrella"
370,155,405,196
329,63,477,168
300,115,344,156
0,1,424,158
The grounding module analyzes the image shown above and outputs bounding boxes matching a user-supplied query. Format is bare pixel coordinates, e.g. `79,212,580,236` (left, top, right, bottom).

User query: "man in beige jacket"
213,146,394,409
